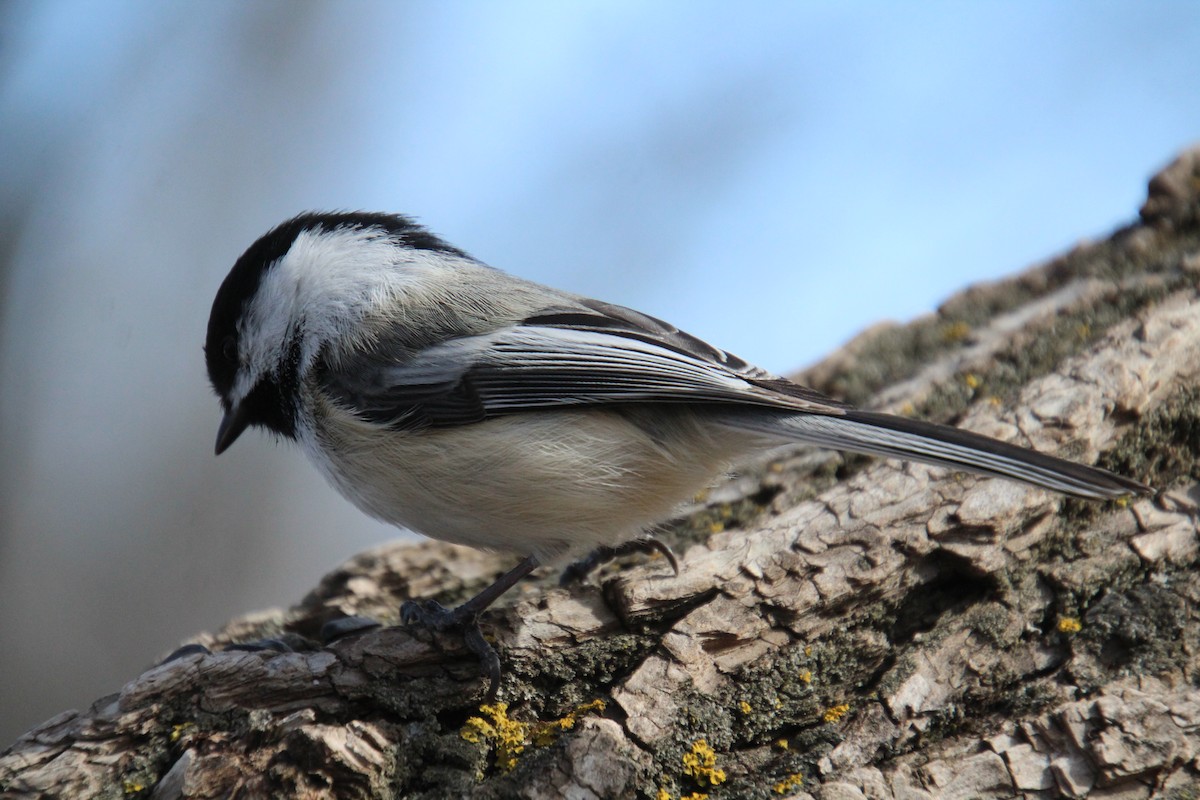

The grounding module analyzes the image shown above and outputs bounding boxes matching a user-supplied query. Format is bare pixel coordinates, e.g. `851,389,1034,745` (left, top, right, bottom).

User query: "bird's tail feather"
726,409,1151,500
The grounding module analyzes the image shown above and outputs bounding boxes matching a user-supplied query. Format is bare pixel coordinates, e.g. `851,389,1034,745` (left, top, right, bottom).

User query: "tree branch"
4,146,1200,800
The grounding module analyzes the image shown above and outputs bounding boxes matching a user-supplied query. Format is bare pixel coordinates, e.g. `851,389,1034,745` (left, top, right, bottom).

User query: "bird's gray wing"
320,298,1151,499
320,298,849,429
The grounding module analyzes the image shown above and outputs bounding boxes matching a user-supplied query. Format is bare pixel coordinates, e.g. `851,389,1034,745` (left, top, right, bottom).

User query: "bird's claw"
560,537,680,585
156,631,320,667
320,615,382,644
400,598,501,699
401,598,460,629
225,634,312,653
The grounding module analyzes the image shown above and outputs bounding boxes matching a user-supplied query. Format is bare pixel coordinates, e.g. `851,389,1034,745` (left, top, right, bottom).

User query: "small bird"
205,211,1151,695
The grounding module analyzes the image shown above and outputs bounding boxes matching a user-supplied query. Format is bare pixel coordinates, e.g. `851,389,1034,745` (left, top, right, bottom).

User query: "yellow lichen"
797,669,813,684
122,780,144,795
682,739,726,787
774,773,804,794
462,699,607,772
658,789,709,800
964,373,982,390
823,703,851,723
169,722,193,743
461,703,529,772
773,738,789,750
533,699,607,746
738,700,752,715
942,320,971,343
1057,617,1083,634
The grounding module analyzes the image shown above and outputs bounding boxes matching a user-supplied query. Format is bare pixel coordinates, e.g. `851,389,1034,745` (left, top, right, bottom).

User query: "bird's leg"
400,554,540,699
560,536,679,586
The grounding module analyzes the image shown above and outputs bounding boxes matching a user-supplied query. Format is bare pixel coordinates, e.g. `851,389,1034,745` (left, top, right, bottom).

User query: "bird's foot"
224,633,315,653
162,555,539,702
320,614,383,643
401,598,501,700
398,554,541,701
560,536,680,586
156,616,381,666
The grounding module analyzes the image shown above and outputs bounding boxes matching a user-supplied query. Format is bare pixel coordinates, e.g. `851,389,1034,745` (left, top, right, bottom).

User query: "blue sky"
1,0,1197,742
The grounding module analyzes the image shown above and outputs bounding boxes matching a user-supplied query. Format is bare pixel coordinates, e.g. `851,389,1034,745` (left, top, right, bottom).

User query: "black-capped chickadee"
205,211,1151,695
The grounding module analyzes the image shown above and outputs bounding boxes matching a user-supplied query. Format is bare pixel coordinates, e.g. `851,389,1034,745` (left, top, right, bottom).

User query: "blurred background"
1,0,1197,744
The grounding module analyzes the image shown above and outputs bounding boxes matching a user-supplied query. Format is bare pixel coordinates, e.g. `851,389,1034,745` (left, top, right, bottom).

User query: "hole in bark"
888,550,996,646
748,484,783,506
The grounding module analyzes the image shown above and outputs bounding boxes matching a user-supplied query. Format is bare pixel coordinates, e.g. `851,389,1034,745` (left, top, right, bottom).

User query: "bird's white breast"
297,396,755,563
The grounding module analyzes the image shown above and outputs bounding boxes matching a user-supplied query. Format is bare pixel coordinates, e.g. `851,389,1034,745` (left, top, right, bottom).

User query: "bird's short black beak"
215,401,252,455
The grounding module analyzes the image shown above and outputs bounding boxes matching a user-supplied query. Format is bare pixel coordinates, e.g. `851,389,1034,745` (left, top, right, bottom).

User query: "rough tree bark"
4,147,1200,800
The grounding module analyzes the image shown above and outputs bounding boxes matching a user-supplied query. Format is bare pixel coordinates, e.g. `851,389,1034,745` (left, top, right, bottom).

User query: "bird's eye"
222,335,238,363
